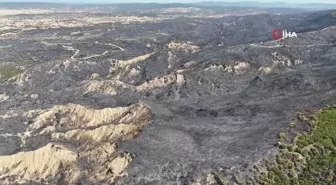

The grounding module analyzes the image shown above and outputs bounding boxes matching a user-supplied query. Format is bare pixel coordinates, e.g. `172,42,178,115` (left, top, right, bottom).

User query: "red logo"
272,29,282,40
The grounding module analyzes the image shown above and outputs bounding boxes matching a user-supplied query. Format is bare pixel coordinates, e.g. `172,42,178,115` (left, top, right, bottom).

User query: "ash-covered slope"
115,28,336,185
145,10,336,49
0,9,335,185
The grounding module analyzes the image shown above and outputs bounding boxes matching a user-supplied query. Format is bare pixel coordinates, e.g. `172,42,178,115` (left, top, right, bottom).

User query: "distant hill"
193,1,336,10
0,2,335,12
0,2,68,9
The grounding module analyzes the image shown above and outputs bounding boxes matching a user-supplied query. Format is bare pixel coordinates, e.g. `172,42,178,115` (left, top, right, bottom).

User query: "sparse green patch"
211,107,336,185
256,107,336,185
278,132,286,142
289,121,295,127
0,65,23,83
331,12,336,17
113,39,129,48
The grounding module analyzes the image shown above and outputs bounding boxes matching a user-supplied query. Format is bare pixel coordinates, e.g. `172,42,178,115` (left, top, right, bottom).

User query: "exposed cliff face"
0,143,77,180
0,142,134,184
0,102,151,184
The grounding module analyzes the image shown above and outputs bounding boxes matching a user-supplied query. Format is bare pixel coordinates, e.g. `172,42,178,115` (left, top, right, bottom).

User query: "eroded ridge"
0,102,151,184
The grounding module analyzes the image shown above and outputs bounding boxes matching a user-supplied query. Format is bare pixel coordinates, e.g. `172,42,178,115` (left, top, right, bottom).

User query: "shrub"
287,145,294,152
279,144,287,150
290,121,295,127
279,132,286,141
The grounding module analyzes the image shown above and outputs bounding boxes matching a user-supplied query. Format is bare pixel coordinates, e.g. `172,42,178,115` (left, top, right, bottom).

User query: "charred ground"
0,3,335,185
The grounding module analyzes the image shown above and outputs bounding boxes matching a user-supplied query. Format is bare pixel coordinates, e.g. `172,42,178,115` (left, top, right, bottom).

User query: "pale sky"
0,0,336,4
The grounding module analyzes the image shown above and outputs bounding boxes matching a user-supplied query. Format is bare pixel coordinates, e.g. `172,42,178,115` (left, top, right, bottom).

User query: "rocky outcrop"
0,143,78,182
112,52,155,69
168,42,200,53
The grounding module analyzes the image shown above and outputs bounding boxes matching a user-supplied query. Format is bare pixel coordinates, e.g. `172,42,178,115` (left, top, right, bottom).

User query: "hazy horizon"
0,0,336,4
